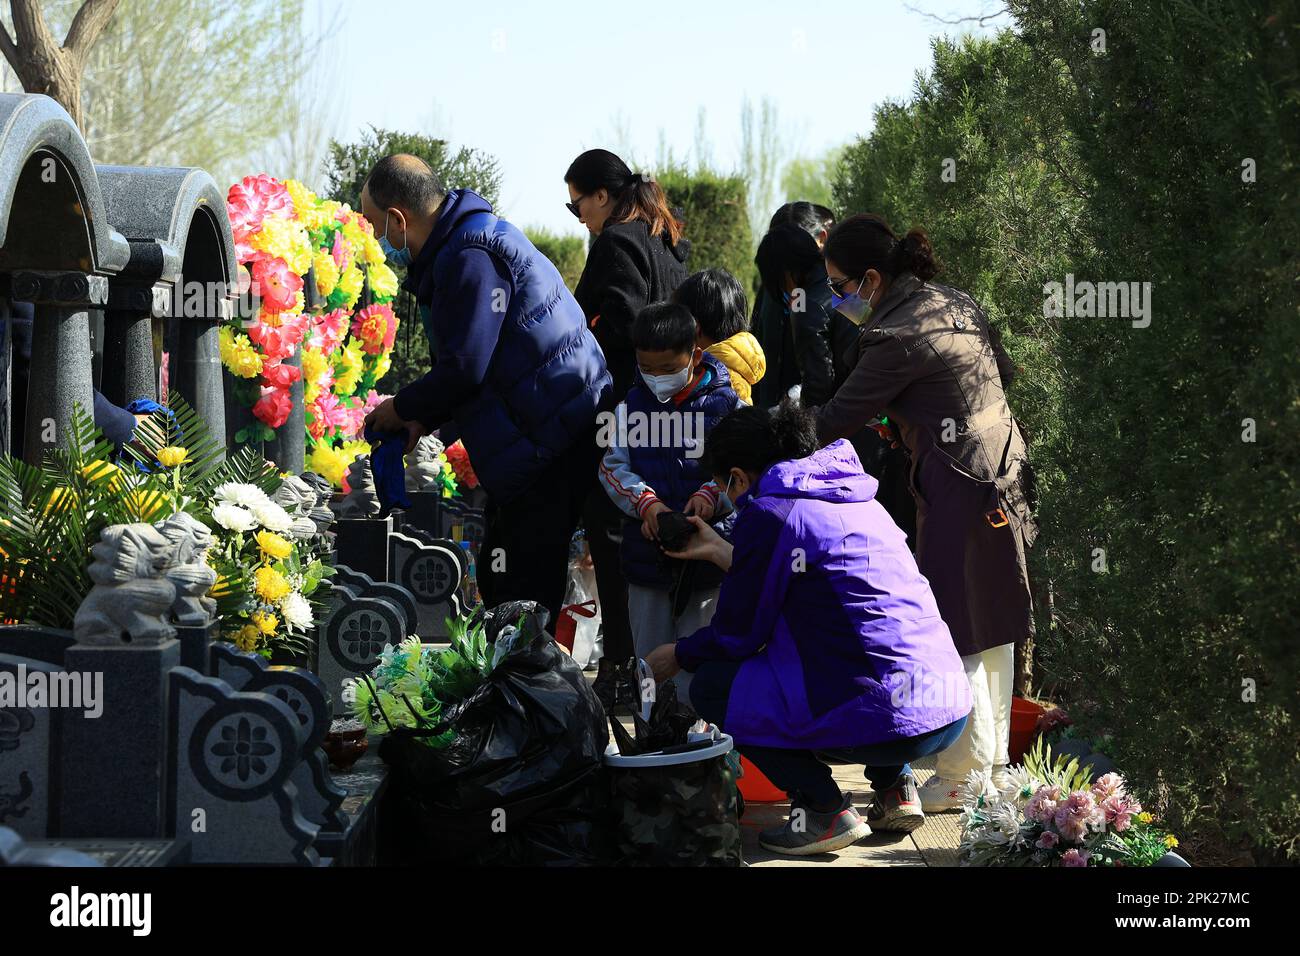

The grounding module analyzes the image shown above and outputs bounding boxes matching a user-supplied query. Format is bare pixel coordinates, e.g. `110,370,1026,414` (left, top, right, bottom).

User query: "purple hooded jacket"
675,440,971,749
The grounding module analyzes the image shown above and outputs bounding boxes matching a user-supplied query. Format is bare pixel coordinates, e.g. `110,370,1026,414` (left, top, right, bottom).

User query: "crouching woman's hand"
662,515,734,571
645,643,681,683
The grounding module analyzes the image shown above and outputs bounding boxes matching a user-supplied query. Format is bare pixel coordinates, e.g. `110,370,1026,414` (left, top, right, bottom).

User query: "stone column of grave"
173,289,229,448
16,271,104,463
0,297,11,455
101,280,167,408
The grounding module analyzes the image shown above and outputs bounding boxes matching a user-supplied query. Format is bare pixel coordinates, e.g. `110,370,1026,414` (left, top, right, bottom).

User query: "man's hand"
640,499,669,540
662,515,733,570
645,643,681,683
683,491,716,521
364,397,405,433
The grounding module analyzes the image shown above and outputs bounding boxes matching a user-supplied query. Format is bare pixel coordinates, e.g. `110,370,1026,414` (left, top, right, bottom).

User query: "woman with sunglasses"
815,213,1038,815
564,148,690,705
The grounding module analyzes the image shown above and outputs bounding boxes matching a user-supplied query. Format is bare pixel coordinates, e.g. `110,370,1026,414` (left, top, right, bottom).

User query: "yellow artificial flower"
255,530,294,560
284,179,320,220
339,439,371,466
333,340,364,394
307,442,348,488
313,249,340,298
251,609,280,636
254,565,292,603
302,346,328,404
82,459,124,492
335,263,364,310
368,261,399,299
219,325,263,379
157,446,189,468
43,486,78,513
374,351,392,380
1164,835,1179,849
235,624,261,652
124,488,168,520
249,216,313,275
361,232,387,268
1138,812,1154,825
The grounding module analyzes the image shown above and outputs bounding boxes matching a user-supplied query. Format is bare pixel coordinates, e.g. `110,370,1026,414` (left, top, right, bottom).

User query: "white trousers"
935,642,1015,780
628,583,720,699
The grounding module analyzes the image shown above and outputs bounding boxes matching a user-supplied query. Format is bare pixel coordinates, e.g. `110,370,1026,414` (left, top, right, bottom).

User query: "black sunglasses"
566,195,586,218
827,271,867,297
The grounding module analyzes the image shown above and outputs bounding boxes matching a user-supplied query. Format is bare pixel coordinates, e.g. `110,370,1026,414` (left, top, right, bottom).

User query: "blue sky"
319,0,1006,234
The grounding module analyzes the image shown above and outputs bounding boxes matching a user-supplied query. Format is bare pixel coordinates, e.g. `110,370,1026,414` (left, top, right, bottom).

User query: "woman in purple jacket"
645,401,971,856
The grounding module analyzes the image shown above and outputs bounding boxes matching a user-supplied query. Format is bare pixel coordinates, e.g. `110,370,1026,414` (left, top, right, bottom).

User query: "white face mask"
643,363,693,403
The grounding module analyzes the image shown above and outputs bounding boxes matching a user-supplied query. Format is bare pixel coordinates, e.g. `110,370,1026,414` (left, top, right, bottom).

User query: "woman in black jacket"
564,149,690,702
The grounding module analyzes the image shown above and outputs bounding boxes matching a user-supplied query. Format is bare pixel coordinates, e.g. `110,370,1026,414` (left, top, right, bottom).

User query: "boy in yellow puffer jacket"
673,268,766,404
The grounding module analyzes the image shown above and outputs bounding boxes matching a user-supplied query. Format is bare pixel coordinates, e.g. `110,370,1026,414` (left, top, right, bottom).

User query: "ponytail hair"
564,148,684,246
823,213,939,282
702,398,819,478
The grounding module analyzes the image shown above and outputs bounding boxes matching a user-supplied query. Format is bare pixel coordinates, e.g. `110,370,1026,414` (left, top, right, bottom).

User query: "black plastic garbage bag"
378,601,612,865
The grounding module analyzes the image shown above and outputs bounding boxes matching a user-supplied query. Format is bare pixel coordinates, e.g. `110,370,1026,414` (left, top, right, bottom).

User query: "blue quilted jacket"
393,190,612,502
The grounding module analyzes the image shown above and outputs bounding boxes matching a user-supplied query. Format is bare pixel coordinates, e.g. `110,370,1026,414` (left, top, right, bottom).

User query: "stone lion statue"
154,512,218,625
74,524,178,645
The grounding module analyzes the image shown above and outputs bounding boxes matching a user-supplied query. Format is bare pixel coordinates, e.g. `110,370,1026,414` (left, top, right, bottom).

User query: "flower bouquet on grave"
222,174,402,487
0,396,334,658
958,737,1181,867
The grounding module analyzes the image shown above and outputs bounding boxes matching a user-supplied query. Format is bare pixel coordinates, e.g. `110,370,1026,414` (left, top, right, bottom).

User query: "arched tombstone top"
95,165,237,292
0,93,129,276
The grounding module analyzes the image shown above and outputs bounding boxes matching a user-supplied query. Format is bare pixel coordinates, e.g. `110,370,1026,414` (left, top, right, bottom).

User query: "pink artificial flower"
311,391,351,436
330,230,351,274
253,385,292,429
1036,830,1060,850
1060,848,1091,867
308,308,350,356
362,389,388,417
1091,772,1126,801
251,257,304,314
342,402,368,440
1024,785,1063,825
1101,793,1142,833
227,174,293,263
351,303,397,355
262,360,302,390
1053,790,1104,843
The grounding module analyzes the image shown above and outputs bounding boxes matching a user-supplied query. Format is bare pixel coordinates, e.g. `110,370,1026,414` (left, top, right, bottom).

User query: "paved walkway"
739,754,962,867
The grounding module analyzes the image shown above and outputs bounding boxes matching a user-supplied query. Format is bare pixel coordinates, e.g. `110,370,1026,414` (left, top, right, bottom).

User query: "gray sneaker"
865,772,925,832
758,792,872,856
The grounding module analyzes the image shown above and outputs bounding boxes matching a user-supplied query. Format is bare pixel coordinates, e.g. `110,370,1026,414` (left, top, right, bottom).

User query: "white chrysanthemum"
992,801,1027,848
211,503,257,532
279,591,313,630
214,482,272,509
959,768,997,809
1000,765,1040,803
252,501,294,532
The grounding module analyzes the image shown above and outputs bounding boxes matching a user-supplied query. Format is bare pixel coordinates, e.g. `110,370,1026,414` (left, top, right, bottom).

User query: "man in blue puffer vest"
361,154,613,625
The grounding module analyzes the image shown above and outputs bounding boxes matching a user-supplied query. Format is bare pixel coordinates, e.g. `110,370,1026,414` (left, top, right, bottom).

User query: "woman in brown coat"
813,214,1037,812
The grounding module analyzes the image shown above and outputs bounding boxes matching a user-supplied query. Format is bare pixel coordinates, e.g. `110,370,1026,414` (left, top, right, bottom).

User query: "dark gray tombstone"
174,620,218,675
0,653,62,839
209,643,348,847
0,93,131,463
333,564,419,636
334,515,393,582
166,667,318,865
316,582,405,717
96,165,239,447
388,531,466,640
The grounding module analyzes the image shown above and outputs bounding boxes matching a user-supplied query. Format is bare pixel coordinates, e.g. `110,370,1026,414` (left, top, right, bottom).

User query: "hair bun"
898,228,939,281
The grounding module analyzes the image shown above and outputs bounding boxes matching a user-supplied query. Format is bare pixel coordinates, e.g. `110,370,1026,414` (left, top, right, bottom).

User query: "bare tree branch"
64,0,121,61
0,21,19,69
903,2,1011,27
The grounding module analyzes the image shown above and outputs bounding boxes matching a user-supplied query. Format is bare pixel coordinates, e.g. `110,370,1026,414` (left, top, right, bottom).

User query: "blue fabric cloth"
364,425,412,514
618,351,741,589
122,397,182,469
392,189,612,504
674,439,972,750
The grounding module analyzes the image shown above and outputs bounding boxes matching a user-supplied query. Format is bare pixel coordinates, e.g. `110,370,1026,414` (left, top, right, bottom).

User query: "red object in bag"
554,600,597,652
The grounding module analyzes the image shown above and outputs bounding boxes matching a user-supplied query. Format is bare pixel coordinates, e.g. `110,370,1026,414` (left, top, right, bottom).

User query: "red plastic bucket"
737,755,787,803
1009,697,1047,763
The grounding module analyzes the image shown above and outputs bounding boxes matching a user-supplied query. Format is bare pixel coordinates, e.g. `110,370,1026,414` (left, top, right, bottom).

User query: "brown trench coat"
815,272,1036,657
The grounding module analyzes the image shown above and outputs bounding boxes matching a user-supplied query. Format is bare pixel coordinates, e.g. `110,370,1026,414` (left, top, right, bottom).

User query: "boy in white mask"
597,303,743,694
